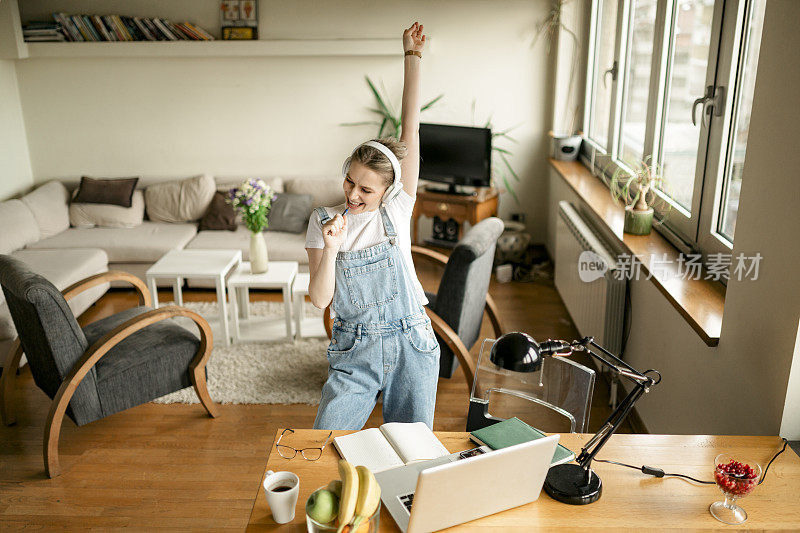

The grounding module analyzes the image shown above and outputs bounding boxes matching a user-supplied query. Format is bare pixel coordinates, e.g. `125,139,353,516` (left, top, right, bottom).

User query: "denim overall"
313,206,440,430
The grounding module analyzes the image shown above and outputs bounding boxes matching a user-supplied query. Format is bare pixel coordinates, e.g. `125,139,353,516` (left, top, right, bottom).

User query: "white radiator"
554,201,626,356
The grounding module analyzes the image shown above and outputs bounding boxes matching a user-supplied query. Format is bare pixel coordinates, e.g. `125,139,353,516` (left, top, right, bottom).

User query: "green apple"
306,489,338,524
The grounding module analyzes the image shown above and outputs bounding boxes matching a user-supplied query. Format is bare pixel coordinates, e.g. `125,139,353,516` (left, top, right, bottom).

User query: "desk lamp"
488,332,661,505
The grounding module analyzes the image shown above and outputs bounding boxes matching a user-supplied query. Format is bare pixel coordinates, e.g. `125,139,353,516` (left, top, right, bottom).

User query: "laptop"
374,435,560,533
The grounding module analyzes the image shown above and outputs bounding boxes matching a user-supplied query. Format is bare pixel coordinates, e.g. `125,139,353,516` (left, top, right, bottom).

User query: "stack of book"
51,13,214,42
23,21,65,42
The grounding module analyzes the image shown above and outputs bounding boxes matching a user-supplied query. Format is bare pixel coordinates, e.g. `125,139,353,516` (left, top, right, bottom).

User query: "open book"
333,422,450,473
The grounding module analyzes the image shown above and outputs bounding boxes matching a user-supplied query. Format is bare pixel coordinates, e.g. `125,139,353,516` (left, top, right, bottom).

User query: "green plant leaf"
366,76,395,124
421,94,444,111
493,147,513,155
500,153,520,182
340,121,380,127
501,173,520,204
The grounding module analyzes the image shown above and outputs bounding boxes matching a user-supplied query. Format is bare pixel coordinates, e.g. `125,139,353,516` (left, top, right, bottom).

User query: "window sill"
550,159,724,347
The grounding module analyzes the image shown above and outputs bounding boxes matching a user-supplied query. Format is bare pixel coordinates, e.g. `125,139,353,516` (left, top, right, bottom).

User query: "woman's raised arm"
399,21,425,197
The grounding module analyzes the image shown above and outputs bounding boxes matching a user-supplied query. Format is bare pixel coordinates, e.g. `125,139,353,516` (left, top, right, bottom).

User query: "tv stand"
412,187,499,244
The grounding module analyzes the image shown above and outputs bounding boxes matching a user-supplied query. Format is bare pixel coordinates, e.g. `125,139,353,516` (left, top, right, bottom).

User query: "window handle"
692,85,715,127
602,61,618,89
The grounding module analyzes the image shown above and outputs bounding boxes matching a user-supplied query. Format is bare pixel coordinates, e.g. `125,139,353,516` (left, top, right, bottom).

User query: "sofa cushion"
1,248,108,341
284,177,342,208
21,181,71,239
145,174,215,223
186,225,309,263
26,222,197,263
0,199,40,255
198,191,237,231
73,176,139,208
70,189,145,228
266,193,313,234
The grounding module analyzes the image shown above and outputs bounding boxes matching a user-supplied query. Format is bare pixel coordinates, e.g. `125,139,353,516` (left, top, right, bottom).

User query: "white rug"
153,301,330,405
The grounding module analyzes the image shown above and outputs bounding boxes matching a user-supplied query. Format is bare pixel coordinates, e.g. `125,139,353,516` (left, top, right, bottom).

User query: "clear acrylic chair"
466,338,596,433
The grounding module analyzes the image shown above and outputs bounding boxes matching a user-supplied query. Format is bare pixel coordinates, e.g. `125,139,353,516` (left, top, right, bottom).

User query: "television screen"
419,123,491,189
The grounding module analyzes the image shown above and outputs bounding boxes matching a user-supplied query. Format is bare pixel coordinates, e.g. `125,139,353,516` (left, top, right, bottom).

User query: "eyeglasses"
275,429,332,461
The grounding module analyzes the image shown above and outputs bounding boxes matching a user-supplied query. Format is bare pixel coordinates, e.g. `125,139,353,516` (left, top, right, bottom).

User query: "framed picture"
221,0,258,40
222,26,256,40
221,1,240,22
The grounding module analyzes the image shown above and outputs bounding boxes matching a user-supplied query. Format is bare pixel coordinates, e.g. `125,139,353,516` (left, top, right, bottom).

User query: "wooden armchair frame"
322,246,505,390
0,271,217,478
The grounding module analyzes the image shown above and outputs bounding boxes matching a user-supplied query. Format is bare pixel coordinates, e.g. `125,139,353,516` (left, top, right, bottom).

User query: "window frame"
579,0,761,265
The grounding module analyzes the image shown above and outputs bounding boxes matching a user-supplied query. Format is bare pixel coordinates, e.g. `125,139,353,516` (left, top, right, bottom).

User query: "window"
581,0,767,259
586,0,619,150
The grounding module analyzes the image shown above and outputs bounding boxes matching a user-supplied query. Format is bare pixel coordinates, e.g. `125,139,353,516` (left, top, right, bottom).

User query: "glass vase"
250,231,269,274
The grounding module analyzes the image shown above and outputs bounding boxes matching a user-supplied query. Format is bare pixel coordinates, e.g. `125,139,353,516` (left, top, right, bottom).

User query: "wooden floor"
0,256,633,530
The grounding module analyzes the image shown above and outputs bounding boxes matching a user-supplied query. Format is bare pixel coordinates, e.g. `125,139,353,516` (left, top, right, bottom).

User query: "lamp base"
544,463,602,505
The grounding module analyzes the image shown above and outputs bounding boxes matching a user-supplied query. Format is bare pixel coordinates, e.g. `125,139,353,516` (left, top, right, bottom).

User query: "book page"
380,422,450,464
333,428,404,473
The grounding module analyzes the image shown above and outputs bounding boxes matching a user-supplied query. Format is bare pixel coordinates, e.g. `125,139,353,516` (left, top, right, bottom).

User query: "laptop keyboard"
398,493,414,513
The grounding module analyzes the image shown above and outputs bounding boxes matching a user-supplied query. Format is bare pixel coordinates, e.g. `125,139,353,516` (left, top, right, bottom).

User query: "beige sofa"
0,174,343,361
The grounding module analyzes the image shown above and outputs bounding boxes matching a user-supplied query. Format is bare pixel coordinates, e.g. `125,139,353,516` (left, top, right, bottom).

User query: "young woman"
304,22,439,430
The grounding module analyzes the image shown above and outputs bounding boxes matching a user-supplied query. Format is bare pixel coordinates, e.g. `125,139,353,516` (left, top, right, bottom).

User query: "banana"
337,460,359,533
349,465,381,531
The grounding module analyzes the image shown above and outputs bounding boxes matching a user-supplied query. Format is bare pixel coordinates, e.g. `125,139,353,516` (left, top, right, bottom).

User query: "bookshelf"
2,1,402,59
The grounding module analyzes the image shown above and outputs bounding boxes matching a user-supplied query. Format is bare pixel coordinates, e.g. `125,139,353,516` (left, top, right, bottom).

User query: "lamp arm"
576,381,647,469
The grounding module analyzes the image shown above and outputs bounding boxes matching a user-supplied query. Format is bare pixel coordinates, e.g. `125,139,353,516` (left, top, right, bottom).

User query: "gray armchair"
413,217,506,384
0,255,217,477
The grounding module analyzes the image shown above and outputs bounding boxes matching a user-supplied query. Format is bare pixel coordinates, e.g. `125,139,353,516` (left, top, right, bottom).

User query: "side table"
227,261,298,343
145,249,242,346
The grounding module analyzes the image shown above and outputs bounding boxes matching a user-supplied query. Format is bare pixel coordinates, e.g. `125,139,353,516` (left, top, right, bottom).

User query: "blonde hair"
348,138,408,187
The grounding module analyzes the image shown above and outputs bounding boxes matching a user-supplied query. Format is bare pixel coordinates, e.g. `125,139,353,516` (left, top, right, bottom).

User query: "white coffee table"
145,249,242,346
227,261,298,343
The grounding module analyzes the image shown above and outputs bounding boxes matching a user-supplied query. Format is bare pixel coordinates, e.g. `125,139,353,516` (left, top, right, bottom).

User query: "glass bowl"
709,453,761,525
305,486,380,533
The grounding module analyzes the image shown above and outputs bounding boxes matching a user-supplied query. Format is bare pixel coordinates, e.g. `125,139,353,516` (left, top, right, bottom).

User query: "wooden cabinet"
412,187,499,244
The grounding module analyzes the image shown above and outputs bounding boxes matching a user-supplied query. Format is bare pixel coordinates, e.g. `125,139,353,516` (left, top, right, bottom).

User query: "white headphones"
342,140,405,207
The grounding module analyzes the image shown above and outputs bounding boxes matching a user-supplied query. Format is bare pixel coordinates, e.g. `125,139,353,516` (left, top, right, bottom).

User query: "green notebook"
469,417,575,466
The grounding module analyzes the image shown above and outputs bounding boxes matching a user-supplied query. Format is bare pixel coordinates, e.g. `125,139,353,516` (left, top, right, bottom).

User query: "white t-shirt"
305,189,428,309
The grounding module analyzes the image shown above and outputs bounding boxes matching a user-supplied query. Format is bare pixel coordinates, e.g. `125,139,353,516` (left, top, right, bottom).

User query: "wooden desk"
412,188,499,245
246,430,799,531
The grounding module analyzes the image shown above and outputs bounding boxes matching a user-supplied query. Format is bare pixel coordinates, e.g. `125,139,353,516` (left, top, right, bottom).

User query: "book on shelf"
133,17,156,41
153,18,179,41
469,417,576,466
333,422,450,473
39,13,215,43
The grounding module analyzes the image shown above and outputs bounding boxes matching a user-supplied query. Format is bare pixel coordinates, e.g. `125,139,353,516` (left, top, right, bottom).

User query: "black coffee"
270,484,293,492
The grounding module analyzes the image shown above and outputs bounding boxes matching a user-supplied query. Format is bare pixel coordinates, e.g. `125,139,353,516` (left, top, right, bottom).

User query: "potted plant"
534,0,582,160
609,159,670,235
342,76,443,137
227,179,275,273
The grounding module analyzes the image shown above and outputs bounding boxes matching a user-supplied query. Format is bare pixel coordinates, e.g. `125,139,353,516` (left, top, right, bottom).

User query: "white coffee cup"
263,470,300,524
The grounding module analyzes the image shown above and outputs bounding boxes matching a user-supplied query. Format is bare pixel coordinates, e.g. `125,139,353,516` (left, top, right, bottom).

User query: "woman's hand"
403,21,425,54
322,214,347,251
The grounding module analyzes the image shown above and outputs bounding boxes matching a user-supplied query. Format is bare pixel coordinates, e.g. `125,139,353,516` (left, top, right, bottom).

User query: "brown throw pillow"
199,191,237,231
73,176,139,207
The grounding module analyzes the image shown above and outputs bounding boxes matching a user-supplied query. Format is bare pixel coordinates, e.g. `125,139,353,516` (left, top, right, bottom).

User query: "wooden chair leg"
44,392,69,478
1,339,24,426
187,313,218,418
191,365,218,418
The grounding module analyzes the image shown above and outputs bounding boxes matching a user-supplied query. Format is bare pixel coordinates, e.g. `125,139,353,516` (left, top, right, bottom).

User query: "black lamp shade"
489,332,542,372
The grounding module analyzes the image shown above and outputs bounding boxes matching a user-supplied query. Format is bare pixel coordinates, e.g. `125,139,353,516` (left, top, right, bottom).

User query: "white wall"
546,0,800,435
0,58,33,199
15,0,555,240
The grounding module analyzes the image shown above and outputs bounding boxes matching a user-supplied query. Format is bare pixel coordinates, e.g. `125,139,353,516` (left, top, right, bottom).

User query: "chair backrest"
467,339,596,433
432,217,504,354
0,255,102,424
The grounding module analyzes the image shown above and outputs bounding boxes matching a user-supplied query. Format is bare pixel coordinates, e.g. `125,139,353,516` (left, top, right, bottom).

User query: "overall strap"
379,206,397,241
315,206,332,225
